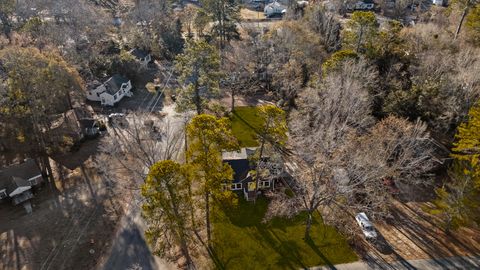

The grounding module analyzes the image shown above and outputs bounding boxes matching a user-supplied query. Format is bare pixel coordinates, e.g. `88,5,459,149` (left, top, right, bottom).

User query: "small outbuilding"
129,48,152,68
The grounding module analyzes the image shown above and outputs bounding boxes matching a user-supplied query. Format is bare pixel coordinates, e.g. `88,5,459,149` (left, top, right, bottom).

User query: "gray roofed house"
104,75,130,95
222,147,277,201
6,177,33,205
86,74,133,106
0,159,43,186
0,159,43,209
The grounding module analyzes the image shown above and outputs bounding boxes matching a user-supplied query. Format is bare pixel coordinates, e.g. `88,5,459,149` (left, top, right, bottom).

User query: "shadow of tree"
0,156,123,270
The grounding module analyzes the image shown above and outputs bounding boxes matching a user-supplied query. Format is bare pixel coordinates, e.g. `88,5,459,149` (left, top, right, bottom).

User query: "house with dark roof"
129,48,152,67
222,148,278,201
0,159,44,211
86,75,133,106
49,105,101,142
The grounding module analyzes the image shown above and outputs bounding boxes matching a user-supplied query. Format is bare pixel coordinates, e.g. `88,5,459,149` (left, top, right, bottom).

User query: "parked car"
108,113,127,127
355,212,377,239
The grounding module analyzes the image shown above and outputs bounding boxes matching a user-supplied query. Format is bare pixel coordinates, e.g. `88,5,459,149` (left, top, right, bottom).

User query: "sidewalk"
311,255,480,270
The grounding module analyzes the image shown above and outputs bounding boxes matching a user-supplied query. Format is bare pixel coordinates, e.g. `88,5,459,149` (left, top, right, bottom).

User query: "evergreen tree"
201,0,240,49
142,160,196,268
431,102,480,231
0,0,15,38
452,102,480,187
175,40,222,114
430,163,480,232
252,105,288,202
186,114,238,244
466,4,480,46
342,11,379,54
0,47,84,180
452,0,480,40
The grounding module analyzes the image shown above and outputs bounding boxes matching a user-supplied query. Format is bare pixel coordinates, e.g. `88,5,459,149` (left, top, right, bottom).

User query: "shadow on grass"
231,108,292,156
214,197,356,270
208,246,227,270
305,237,337,270
222,197,269,227
269,212,319,232
256,226,306,269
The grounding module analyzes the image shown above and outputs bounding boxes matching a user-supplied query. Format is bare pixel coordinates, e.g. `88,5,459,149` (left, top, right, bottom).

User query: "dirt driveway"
356,200,480,268
0,139,131,270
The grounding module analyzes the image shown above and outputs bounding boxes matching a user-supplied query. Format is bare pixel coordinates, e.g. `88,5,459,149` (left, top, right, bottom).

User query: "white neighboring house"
129,48,152,68
264,1,287,17
347,0,374,10
432,0,444,6
87,75,133,106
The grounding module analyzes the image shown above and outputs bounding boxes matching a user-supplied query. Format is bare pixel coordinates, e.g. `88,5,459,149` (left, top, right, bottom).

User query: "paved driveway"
100,198,173,270
312,255,480,270
98,104,187,270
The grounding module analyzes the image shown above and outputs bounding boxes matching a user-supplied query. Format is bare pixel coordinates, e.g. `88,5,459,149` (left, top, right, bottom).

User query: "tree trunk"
304,210,313,239
205,191,211,244
356,27,364,53
231,88,235,112
194,82,202,115
454,7,469,40
0,13,12,41
184,119,188,162
180,238,195,269
254,138,266,203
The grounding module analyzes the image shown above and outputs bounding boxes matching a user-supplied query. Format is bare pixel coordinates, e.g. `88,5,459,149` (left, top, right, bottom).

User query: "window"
96,92,100,97
28,178,37,186
262,181,270,188
231,183,242,190
221,184,228,191
114,94,118,100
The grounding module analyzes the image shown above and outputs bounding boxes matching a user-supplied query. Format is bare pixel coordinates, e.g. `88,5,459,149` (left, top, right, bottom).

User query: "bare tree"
266,60,437,239
96,113,184,189
290,59,377,164
385,47,480,136
304,5,342,52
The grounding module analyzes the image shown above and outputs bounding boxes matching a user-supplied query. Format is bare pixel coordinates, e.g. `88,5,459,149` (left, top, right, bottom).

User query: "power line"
148,68,174,113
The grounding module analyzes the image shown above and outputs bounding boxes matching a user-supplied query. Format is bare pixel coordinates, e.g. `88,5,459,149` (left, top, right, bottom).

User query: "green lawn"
212,198,358,270
230,106,262,147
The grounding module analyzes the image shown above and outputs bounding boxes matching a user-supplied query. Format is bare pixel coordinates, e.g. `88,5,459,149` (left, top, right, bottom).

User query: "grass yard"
240,8,266,21
230,106,263,147
212,198,358,270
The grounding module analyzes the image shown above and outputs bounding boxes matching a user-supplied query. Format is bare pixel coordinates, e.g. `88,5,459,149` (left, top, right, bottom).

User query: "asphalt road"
100,200,172,270
311,255,480,270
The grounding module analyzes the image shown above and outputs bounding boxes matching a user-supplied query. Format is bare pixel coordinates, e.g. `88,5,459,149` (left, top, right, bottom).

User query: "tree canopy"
186,114,238,243
0,46,84,155
175,40,222,114
142,160,196,268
